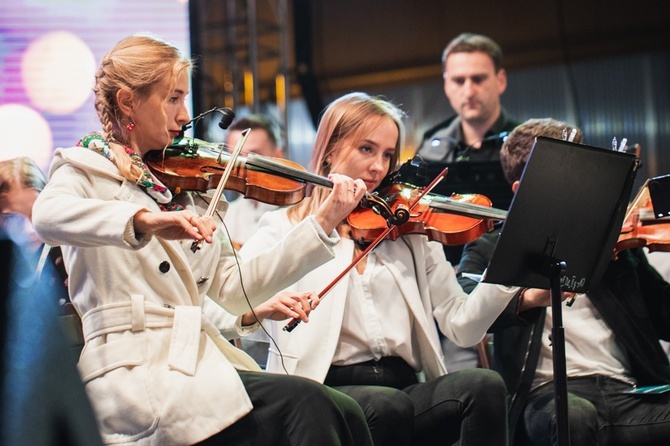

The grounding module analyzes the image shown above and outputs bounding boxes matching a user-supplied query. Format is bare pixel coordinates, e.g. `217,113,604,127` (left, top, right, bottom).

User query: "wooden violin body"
347,182,505,246
144,137,308,206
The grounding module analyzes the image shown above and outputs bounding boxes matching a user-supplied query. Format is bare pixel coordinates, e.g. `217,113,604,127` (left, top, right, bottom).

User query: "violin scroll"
360,193,410,227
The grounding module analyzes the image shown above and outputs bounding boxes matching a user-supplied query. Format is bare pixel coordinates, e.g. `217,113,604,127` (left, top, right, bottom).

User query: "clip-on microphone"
177,107,235,139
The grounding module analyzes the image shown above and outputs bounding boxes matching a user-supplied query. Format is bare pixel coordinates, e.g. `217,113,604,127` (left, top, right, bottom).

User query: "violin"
348,183,507,246
283,167,507,332
146,136,507,247
347,164,508,246
145,135,411,226
284,166,452,332
144,136,313,206
614,179,670,257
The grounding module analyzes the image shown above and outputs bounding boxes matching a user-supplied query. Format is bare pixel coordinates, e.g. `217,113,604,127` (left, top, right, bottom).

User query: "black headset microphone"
177,107,235,139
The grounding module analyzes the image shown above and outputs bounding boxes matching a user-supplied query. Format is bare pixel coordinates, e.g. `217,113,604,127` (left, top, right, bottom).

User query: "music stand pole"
546,258,570,445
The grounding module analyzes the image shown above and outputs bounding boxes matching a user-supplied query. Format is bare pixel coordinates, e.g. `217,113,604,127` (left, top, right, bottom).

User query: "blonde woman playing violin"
33,34,373,446
241,92,535,446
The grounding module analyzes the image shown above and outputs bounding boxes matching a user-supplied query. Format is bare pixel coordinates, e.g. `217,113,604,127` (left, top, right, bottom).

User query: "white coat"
32,146,339,445
241,209,520,383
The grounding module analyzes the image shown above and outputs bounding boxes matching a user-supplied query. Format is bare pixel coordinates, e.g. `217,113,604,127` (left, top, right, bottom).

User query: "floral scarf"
78,132,183,211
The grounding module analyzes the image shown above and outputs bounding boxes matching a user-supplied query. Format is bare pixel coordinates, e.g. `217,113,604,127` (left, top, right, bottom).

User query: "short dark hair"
442,33,504,73
500,118,583,184
228,114,281,149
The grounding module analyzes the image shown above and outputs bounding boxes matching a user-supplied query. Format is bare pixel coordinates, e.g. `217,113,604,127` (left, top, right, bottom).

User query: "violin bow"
283,167,449,332
191,128,251,253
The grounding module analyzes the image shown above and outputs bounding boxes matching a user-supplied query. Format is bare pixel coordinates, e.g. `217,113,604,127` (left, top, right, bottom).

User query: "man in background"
458,118,670,446
414,32,519,370
416,32,517,166
223,114,283,250
0,157,102,445
221,114,284,367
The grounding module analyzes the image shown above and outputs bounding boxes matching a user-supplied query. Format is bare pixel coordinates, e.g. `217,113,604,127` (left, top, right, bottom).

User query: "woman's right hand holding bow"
133,209,217,243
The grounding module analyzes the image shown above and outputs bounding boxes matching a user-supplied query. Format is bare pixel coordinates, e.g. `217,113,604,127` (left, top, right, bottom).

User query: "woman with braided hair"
32,33,372,446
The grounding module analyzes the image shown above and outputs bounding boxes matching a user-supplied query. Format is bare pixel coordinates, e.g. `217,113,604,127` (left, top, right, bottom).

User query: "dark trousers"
525,375,670,446
197,371,373,446
325,358,509,446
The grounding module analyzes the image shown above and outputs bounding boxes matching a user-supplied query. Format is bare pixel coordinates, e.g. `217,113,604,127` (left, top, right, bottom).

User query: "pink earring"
126,122,135,132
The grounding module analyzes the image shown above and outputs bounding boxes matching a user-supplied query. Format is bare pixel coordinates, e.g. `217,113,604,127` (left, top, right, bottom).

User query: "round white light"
0,104,53,171
21,31,96,115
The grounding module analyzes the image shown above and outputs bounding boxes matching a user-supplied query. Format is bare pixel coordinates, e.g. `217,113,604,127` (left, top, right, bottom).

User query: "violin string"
196,140,254,159
195,190,290,375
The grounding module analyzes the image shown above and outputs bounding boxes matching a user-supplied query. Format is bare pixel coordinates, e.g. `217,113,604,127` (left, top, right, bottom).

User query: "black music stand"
483,136,638,446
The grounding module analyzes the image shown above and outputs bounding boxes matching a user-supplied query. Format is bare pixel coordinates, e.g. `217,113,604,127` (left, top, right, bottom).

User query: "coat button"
159,261,170,273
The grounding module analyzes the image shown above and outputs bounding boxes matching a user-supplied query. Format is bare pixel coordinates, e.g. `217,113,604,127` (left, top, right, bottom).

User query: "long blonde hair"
93,34,191,182
287,92,406,223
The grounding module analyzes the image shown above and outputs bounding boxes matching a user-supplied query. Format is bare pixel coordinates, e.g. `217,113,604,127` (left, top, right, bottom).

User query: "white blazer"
32,146,339,445
241,209,520,383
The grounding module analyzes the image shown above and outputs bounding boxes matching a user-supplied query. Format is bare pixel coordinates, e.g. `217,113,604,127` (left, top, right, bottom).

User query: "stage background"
0,0,190,173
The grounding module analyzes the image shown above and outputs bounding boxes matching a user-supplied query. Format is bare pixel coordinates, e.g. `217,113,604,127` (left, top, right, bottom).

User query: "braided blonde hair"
93,34,191,182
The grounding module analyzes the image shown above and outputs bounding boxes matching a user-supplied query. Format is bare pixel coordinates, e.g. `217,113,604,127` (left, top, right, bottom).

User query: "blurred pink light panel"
0,0,190,172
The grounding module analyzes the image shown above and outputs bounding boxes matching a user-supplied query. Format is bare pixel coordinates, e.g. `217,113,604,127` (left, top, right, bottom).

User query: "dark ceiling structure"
189,0,670,126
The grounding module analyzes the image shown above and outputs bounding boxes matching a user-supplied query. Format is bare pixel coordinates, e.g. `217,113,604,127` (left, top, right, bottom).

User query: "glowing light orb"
21,31,96,114
0,104,53,170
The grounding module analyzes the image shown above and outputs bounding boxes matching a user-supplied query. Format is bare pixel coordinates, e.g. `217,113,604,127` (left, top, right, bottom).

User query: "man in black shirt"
413,33,519,370
415,32,518,268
